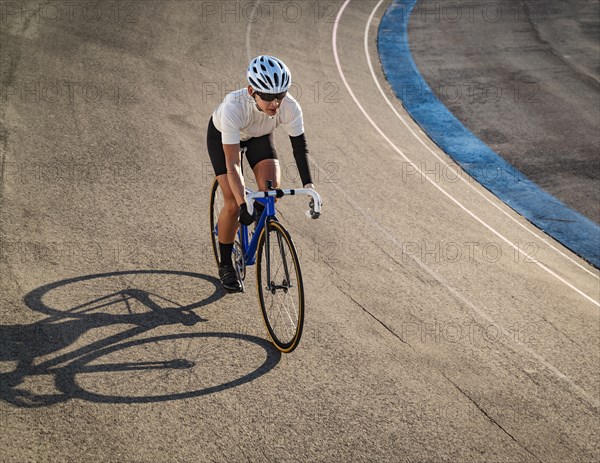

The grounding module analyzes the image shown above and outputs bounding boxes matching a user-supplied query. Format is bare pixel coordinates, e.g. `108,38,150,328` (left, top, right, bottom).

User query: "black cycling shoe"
219,264,242,293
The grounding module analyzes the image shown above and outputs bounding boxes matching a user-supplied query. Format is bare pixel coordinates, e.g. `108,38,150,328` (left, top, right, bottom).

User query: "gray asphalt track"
408,0,600,223
1,1,599,462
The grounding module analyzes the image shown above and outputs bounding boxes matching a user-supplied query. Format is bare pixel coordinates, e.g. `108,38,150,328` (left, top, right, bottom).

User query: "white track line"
332,0,599,410
366,0,598,280
333,0,598,307
245,1,260,62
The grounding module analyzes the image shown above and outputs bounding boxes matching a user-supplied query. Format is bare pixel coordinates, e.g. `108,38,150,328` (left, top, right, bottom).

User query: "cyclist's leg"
216,174,243,292
245,132,280,191
216,174,239,244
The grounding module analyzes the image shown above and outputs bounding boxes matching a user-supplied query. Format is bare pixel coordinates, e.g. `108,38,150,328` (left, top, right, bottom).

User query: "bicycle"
209,174,322,353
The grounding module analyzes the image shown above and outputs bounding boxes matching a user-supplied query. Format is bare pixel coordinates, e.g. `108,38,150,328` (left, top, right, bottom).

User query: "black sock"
219,242,234,267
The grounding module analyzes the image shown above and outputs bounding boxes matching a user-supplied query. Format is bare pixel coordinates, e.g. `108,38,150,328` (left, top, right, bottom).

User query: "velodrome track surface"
1,1,599,462
379,0,600,268
407,0,600,225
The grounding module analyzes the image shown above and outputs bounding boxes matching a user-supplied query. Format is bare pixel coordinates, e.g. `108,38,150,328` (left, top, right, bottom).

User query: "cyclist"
207,55,315,292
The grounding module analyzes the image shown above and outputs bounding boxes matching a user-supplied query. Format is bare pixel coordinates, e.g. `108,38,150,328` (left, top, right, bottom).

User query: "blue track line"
377,0,599,268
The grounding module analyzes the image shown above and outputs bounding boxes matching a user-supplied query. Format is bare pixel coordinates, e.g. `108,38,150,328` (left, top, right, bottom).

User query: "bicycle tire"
209,177,224,267
256,219,304,353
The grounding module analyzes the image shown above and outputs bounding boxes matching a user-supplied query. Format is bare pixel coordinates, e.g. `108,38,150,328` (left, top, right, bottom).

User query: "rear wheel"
256,220,304,353
209,177,224,267
209,178,246,283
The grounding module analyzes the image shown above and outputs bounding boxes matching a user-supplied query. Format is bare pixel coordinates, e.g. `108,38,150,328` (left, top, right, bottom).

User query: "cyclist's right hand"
238,202,255,225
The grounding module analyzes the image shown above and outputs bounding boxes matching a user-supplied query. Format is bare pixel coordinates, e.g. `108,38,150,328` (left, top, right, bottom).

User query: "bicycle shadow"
0,270,281,407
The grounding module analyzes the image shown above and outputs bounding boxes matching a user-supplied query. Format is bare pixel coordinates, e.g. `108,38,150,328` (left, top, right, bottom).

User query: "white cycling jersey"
212,88,304,145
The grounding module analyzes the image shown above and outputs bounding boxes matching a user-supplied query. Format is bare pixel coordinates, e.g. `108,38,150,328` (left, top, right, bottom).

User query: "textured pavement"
1,1,599,462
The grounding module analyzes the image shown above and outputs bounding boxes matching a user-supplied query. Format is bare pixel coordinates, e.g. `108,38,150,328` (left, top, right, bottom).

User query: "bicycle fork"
265,220,292,294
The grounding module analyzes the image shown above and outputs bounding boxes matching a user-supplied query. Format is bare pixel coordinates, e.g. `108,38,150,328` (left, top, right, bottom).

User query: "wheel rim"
257,222,303,352
210,178,225,267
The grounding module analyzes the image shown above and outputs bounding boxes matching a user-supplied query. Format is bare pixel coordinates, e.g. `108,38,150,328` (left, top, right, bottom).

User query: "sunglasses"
254,91,287,102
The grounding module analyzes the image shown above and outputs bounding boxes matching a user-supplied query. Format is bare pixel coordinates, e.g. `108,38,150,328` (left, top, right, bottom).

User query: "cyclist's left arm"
282,98,314,188
289,133,313,188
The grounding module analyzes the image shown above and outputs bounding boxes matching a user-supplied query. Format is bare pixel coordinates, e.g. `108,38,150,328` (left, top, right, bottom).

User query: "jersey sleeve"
282,99,304,137
219,102,244,144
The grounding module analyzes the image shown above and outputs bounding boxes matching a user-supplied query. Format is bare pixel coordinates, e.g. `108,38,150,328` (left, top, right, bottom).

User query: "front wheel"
256,220,304,353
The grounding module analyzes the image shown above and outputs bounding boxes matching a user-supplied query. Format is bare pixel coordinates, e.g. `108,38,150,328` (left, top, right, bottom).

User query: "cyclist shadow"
0,270,281,407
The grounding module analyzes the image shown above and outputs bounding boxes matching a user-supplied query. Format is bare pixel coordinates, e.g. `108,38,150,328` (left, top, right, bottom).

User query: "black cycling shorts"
207,117,278,176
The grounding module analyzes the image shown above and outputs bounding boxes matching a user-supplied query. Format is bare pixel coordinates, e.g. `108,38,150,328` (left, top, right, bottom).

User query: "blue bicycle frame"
238,195,274,267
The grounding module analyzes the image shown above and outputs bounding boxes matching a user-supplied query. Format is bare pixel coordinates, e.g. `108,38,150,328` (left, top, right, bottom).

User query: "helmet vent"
256,77,268,89
248,77,260,89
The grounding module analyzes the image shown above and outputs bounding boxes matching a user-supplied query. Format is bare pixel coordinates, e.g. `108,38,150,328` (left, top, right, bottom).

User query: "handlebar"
245,188,322,219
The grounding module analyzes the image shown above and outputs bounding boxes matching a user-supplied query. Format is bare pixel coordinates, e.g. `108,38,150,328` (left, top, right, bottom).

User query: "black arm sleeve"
289,133,313,186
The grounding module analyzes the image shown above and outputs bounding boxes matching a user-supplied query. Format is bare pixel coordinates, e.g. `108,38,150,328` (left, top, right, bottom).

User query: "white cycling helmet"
247,55,291,94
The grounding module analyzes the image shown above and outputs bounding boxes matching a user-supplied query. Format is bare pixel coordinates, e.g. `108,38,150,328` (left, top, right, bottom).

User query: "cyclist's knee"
223,197,238,214
254,160,281,191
